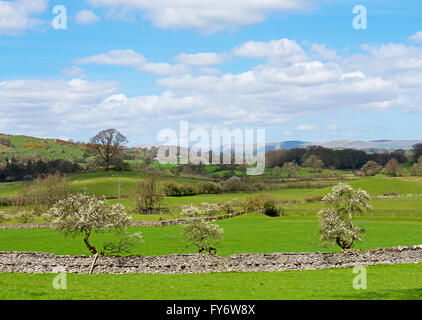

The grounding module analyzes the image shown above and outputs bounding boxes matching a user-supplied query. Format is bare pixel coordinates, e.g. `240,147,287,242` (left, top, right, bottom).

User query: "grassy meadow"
1,263,421,300
0,214,421,256
1,169,422,299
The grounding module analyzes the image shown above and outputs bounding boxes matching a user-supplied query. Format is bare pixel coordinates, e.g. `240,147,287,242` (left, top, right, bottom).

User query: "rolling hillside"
0,134,85,160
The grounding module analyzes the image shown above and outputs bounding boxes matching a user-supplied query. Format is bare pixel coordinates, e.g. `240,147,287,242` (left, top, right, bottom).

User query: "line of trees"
0,158,81,182
266,146,408,170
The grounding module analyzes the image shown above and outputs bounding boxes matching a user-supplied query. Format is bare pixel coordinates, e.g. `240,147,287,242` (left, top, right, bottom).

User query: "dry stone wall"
1,245,421,274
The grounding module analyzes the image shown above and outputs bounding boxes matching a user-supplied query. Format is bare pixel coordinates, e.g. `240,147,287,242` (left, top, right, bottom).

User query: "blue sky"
1,0,422,145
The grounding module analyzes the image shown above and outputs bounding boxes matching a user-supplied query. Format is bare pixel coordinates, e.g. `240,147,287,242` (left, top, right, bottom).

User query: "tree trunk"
84,231,97,254
348,204,354,229
336,237,352,250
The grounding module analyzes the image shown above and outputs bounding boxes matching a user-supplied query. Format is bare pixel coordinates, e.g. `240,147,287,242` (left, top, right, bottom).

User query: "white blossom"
318,183,370,250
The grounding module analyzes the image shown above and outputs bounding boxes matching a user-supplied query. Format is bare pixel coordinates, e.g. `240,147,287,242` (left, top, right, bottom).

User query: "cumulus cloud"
87,0,317,32
76,49,189,76
233,39,307,63
409,31,422,44
0,0,47,35
5,38,422,139
77,49,146,67
310,43,339,61
75,10,101,25
175,52,227,66
0,79,119,135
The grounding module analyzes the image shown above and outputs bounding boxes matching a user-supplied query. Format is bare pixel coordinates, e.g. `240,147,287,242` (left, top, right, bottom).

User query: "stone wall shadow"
336,288,422,300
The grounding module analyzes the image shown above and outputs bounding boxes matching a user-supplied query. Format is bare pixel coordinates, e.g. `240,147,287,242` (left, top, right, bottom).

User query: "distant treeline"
0,159,82,182
265,146,408,170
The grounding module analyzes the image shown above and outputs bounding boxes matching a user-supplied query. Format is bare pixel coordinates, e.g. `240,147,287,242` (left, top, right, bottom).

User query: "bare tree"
282,161,299,178
88,129,128,170
360,160,382,176
384,158,400,177
133,172,164,214
411,156,422,176
302,155,324,173
16,172,70,216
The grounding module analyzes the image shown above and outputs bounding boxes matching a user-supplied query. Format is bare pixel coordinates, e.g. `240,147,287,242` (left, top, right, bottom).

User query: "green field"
1,214,421,256
1,263,421,300
2,170,422,300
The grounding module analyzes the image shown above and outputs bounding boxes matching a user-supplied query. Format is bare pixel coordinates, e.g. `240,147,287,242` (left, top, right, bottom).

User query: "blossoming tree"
45,193,141,255
182,220,223,254
318,183,371,250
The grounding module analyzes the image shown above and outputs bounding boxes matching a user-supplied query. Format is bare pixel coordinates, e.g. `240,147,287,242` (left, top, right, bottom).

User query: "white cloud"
76,10,101,25
409,31,422,44
0,0,47,35
233,39,307,63
198,67,223,76
6,38,422,139
77,49,146,67
311,43,339,61
0,79,119,136
76,49,189,76
142,62,189,76
175,52,227,66
87,0,317,32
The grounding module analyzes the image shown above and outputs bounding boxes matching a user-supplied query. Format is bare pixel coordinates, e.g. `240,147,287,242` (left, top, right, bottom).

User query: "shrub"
245,193,277,214
383,192,398,197
0,211,7,224
111,158,130,171
182,183,196,196
181,206,202,217
163,182,197,197
222,176,246,192
15,172,70,216
163,182,182,196
197,181,223,194
263,200,279,217
201,203,220,216
15,210,35,224
221,201,235,215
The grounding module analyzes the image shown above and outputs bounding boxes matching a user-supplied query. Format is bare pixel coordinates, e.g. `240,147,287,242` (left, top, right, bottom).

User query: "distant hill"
2,131,421,162
0,133,85,160
312,140,422,151
265,141,309,151
218,139,422,154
